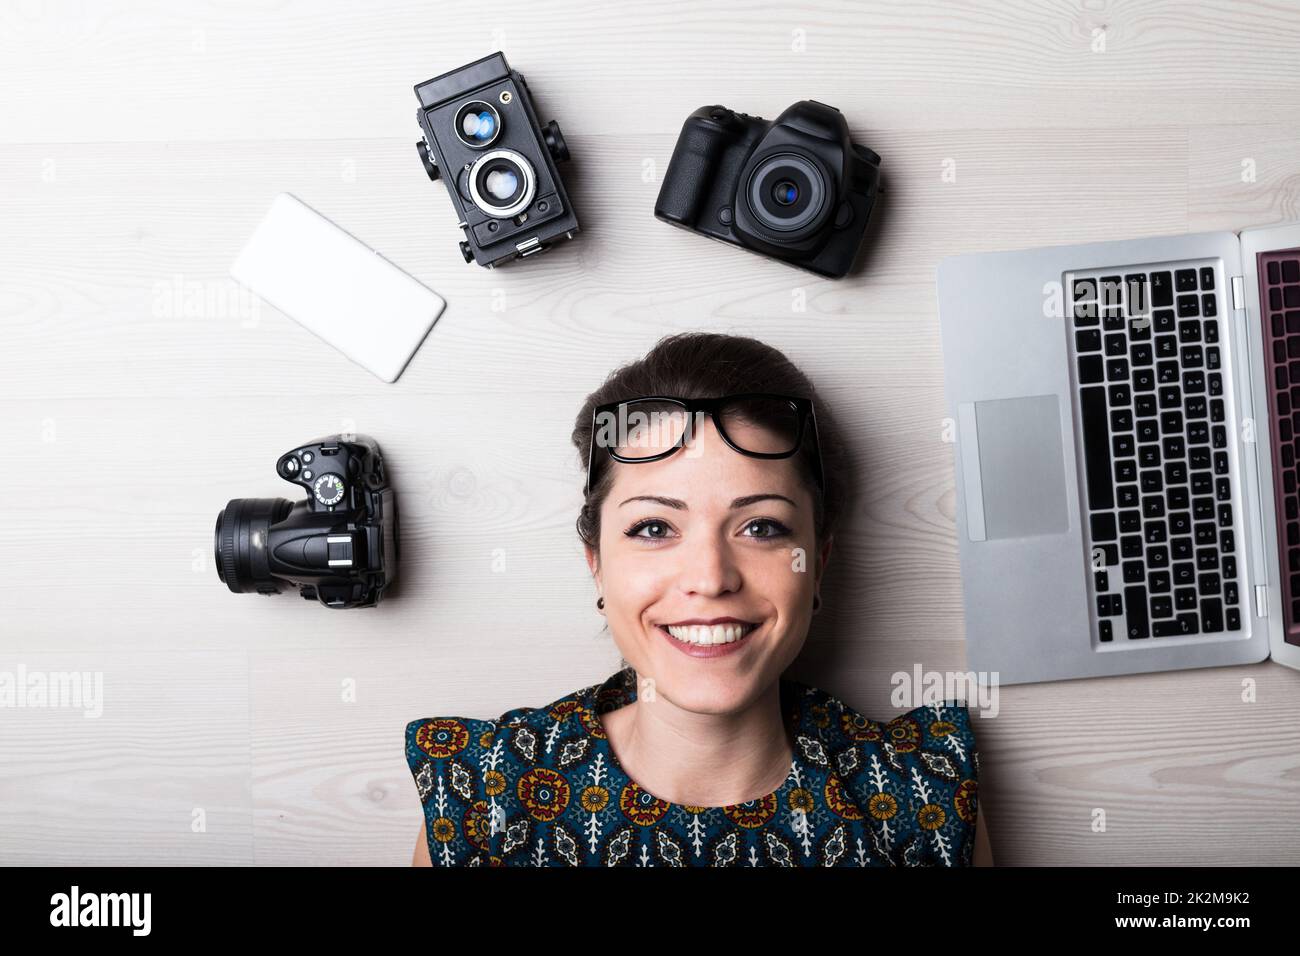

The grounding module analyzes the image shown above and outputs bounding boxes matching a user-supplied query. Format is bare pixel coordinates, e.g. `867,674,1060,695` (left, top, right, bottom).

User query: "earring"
812,593,822,613
596,596,605,611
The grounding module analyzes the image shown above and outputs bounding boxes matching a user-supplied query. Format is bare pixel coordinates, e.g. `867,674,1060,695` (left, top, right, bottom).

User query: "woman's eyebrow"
731,493,797,509
619,495,687,509
618,494,796,509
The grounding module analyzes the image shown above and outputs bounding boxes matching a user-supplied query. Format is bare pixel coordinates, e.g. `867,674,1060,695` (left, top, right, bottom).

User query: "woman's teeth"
664,623,756,645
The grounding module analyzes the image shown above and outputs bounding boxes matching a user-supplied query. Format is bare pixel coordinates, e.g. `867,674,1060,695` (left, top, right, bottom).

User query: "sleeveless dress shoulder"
405,666,980,867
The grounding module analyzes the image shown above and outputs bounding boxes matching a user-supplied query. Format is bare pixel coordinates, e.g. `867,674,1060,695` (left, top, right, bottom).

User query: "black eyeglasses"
584,393,825,496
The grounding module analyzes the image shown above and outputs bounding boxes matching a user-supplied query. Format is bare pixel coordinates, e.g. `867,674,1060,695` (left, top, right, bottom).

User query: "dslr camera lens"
773,180,799,205
746,152,826,235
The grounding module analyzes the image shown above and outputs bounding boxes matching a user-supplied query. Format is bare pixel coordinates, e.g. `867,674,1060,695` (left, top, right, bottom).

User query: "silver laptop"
937,223,1300,684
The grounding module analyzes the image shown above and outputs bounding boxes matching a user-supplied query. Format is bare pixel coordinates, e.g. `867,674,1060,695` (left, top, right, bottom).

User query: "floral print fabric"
406,666,979,866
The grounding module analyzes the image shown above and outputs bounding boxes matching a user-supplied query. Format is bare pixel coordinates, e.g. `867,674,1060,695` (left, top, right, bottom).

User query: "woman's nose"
675,535,742,597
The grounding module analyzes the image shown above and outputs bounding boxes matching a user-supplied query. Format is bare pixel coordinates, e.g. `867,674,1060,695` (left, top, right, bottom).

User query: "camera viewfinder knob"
416,139,440,181
543,121,569,162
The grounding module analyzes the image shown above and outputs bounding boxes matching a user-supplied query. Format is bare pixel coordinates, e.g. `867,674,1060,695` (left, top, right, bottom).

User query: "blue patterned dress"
405,666,980,866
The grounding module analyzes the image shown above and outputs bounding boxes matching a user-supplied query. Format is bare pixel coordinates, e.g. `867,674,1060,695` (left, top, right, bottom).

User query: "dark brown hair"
572,332,849,554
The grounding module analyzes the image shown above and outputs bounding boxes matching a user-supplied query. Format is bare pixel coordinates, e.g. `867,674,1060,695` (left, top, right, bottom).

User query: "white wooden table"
3,0,1300,865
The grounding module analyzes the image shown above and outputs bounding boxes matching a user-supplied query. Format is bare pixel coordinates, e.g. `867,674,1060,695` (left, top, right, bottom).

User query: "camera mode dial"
313,474,346,507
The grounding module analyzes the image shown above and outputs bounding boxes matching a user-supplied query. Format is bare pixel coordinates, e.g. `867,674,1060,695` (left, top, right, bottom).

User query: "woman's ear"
584,542,601,590
814,535,834,589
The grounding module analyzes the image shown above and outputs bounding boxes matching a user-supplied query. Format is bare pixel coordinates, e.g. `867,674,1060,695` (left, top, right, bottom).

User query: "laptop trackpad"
962,394,1069,540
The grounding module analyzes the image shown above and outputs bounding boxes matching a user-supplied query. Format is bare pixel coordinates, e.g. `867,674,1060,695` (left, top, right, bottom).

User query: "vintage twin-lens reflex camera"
654,100,881,279
414,52,579,268
214,435,398,609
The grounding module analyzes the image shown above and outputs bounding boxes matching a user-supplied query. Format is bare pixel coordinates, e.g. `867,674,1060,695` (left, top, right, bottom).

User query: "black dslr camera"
414,52,579,268
655,101,881,279
214,435,398,609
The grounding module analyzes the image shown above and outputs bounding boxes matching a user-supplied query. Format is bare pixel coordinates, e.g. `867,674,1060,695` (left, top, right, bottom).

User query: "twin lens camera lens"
454,100,501,148
453,98,536,219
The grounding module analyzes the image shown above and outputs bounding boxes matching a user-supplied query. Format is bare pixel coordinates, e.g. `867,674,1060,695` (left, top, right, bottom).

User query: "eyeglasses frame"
584,393,826,497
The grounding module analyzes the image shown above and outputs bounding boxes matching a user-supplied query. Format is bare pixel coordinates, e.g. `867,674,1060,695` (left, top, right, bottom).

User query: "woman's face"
584,416,831,716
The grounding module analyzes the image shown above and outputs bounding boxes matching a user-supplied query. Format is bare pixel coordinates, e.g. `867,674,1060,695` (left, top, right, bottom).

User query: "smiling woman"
406,332,990,867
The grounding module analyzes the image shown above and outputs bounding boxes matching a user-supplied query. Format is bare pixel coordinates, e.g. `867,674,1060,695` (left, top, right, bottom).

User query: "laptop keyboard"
1069,262,1244,643
1257,248,1300,648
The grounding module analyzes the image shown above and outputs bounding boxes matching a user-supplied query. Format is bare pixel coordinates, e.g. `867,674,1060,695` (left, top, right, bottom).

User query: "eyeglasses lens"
716,396,802,454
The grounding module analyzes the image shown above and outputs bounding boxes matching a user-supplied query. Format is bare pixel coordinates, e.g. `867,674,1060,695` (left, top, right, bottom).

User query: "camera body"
655,100,881,279
414,52,579,268
214,435,398,609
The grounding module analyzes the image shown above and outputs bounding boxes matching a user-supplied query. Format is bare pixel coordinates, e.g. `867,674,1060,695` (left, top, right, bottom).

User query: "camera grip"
655,113,731,225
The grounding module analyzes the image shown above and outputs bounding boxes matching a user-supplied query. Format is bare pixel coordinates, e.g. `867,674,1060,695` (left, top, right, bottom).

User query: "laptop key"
1125,586,1149,638
1125,273,1147,313
1079,386,1114,509
1090,512,1117,541
1151,271,1173,306
1100,275,1123,305
1201,598,1223,632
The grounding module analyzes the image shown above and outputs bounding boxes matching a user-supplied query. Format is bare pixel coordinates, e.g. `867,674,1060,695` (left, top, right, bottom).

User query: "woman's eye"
742,518,791,538
627,520,674,539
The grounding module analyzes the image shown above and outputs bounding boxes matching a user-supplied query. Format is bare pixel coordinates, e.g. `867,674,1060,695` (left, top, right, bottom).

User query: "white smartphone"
231,192,445,382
